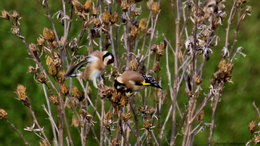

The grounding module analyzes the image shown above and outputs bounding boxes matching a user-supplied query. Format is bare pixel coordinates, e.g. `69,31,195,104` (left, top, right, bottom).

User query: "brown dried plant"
1,0,254,145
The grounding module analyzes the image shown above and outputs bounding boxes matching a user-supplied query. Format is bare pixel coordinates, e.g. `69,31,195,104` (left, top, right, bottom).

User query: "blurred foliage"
0,0,259,145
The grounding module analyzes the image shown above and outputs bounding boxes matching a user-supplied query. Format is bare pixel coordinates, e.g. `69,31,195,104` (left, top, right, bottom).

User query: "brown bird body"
115,71,161,91
65,50,114,88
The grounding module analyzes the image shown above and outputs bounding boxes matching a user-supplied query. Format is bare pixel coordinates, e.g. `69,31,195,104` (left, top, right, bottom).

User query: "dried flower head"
57,71,65,83
1,10,10,20
11,26,20,35
15,85,30,107
110,13,119,24
130,26,138,38
248,121,256,133
37,36,45,46
153,61,160,72
139,18,147,32
143,120,155,131
92,8,99,16
66,97,78,109
197,111,204,122
11,11,20,20
130,58,139,71
39,140,49,146
0,109,8,120
84,0,93,12
72,87,82,99
147,0,160,15
195,76,202,84
93,18,101,27
48,63,57,76
122,112,131,121
72,0,84,12
49,95,59,105
60,84,69,95
102,11,111,24
112,138,121,146
43,28,55,41
151,44,158,52
36,73,47,84
28,66,37,74
72,115,79,127
255,135,260,144
121,1,129,12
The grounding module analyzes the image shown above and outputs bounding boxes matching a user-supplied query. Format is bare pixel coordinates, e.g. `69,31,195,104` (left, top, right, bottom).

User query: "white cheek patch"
104,55,112,65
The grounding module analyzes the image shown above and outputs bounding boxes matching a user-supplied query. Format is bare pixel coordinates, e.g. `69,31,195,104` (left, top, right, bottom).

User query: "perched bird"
65,50,114,88
114,70,162,91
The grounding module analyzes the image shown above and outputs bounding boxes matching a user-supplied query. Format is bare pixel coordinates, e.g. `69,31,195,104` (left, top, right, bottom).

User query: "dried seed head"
245,6,252,16
121,1,129,12
110,13,119,24
0,109,8,120
130,58,139,71
92,8,99,16
61,84,69,95
36,73,47,84
80,109,87,117
112,138,120,146
43,28,55,41
236,0,248,7
248,121,256,133
102,11,111,24
120,95,128,106
195,76,202,84
48,63,57,76
255,135,260,144
49,95,59,105
151,2,160,15
99,86,115,99
66,97,78,109
72,87,82,99
143,120,154,131
12,11,20,20
218,60,233,74
37,37,45,46
72,0,84,12
122,112,131,121
39,140,50,146
105,112,113,121
148,107,156,115
57,71,65,84
28,66,37,74
130,26,138,38
84,0,93,12
11,26,20,35
93,18,101,27
157,40,166,56
153,61,160,72
16,85,30,107
72,115,79,127
1,10,10,20
151,44,158,52
139,18,147,32
46,56,54,66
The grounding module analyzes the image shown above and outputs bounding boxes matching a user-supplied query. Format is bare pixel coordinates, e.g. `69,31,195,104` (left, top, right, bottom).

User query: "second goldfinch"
114,70,162,91
65,50,114,88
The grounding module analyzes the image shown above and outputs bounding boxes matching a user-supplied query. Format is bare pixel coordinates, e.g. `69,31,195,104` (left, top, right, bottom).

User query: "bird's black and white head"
102,51,114,66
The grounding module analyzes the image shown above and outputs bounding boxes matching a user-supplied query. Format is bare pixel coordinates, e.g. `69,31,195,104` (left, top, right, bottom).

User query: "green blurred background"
0,0,259,145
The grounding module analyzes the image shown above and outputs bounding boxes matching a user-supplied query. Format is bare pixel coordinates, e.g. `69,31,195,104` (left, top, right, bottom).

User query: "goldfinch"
65,50,114,88
114,71,162,91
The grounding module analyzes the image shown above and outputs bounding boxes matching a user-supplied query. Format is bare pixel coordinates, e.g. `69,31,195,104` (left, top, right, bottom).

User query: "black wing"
65,57,91,78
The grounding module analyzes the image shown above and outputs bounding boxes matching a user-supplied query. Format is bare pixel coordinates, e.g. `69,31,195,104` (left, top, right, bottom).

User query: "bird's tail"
65,58,89,78
142,75,162,89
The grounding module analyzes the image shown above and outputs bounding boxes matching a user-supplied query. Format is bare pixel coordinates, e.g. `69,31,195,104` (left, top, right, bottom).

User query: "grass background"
0,0,259,145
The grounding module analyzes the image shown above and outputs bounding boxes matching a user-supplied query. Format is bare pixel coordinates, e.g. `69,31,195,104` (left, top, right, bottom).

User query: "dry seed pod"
153,61,160,72
57,71,65,83
49,95,59,105
151,2,161,15
37,37,45,46
130,58,139,71
11,11,20,20
93,18,101,27
248,121,256,133
36,73,47,84
92,8,99,16
11,26,20,35
151,44,158,52
121,1,128,12
0,109,8,120
112,138,120,146
28,66,37,74
130,26,138,38
43,28,55,41
84,0,93,12
72,87,82,99
255,135,260,144
110,13,119,24
48,63,57,76
1,10,10,20
72,0,84,12
39,140,49,146
102,11,111,24
139,18,147,32
60,84,69,95
16,85,30,107
122,112,131,121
